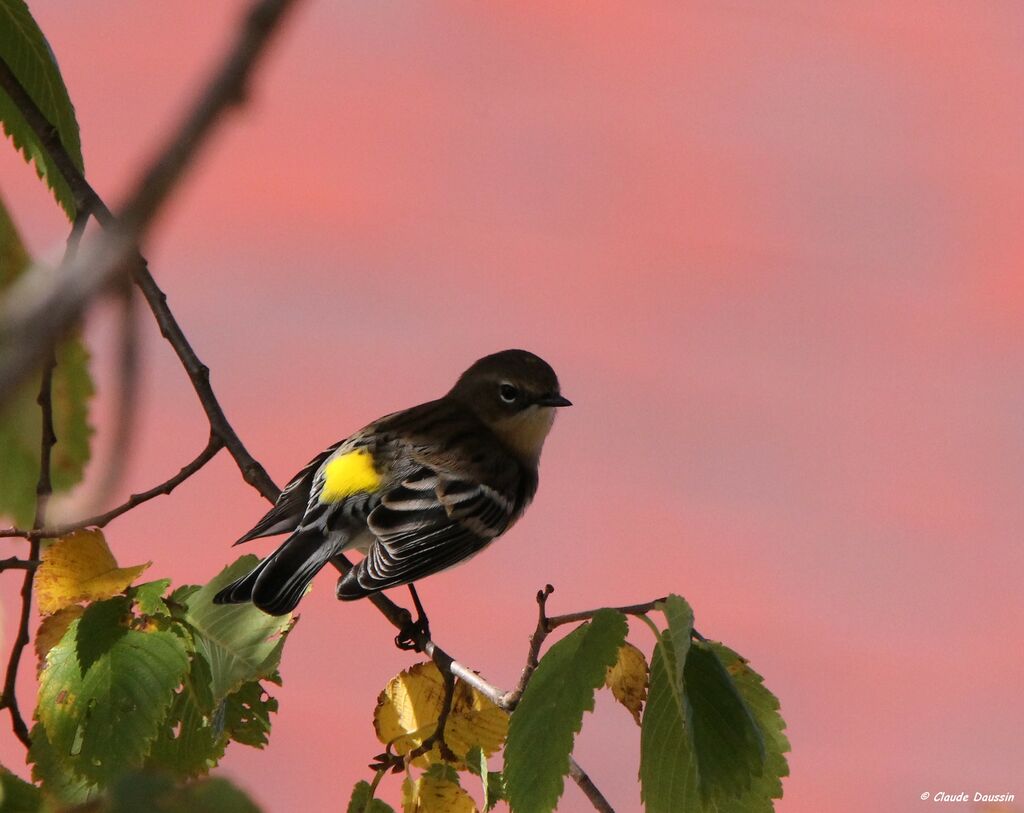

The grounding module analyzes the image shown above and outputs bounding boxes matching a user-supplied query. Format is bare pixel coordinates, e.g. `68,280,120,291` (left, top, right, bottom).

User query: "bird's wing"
233,440,343,545
336,463,519,598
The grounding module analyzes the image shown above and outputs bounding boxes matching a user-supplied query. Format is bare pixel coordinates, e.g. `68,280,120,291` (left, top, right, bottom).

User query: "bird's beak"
535,393,572,407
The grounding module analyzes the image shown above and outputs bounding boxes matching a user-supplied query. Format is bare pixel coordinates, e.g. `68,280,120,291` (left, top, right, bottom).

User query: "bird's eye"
499,383,519,403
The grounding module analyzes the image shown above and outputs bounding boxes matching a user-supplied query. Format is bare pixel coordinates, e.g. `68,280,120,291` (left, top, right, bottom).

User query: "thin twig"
568,756,616,813
0,355,55,744
131,265,279,500
0,214,88,748
0,436,225,541
502,584,555,709
546,597,668,630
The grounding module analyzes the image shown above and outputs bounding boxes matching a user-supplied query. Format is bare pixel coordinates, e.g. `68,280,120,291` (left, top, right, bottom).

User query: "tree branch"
0,434,225,541
568,756,616,813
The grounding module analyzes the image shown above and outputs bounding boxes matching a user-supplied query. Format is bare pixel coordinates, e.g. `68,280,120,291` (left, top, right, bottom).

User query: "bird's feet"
394,612,430,651
394,584,431,651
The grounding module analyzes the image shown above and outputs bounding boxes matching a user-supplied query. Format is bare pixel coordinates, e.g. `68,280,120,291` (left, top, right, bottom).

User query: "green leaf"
0,193,93,527
105,772,262,813
28,722,97,805
222,677,278,749
169,584,201,605
463,746,505,811
146,653,225,779
345,779,395,813
641,618,782,812
657,593,694,690
503,609,628,813
484,772,506,812
134,578,173,616
184,556,296,704
0,0,83,218
684,641,764,802
0,767,43,812
641,629,701,813
74,595,129,671
36,596,190,785
707,643,790,812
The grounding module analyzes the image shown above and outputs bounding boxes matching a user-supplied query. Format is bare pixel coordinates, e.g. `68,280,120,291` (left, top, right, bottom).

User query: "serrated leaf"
34,604,83,669
605,641,648,725
28,722,96,805
36,597,190,785
374,661,508,769
105,772,262,813
0,195,93,527
708,643,790,812
483,773,504,812
401,773,477,813
133,578,172,616
184,556,295,704
222,678,278,749
0,0,83,218
684,641,765,802
503,609,628,813
641,627,780,812
169,584,201,605
657,593,694,690
0,766,43,812
34,529,150,614
146,652,225,779
346,779,396,813
640,629,700,813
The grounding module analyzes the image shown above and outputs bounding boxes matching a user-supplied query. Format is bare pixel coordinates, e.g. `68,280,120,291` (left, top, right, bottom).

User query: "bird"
213,349,571,626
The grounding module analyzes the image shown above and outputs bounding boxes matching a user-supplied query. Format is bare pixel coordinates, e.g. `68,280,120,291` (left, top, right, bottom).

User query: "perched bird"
213,349,570,619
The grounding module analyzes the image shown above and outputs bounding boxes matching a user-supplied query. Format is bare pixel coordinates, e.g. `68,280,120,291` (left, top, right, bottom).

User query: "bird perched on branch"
213,349,570,634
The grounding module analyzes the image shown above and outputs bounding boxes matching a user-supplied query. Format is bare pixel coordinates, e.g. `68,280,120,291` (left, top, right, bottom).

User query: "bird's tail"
213,528,339,616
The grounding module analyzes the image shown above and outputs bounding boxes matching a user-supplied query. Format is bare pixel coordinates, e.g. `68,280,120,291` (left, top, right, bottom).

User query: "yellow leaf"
375,661,508,769
34,605,84,669
402,774,478,813
605,641,649,725
34,529,151,615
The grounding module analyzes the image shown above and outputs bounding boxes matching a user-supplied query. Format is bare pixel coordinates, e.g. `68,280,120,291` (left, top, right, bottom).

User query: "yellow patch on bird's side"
320,449,381,503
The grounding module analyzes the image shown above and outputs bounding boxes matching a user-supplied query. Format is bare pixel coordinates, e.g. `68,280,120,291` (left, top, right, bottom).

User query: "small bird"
213,349,570,620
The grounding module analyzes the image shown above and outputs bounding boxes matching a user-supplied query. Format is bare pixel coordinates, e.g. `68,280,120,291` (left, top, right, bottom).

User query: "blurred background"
2,2,1022,810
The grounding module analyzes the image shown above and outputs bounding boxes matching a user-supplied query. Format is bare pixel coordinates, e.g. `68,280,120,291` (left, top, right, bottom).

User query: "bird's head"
449,349,571,464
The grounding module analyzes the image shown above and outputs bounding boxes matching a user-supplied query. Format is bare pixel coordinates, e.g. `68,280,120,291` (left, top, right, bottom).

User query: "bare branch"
501,584,555,709
546,597,668,630
568,756,617,813
0,435,225,541
131,265,279,500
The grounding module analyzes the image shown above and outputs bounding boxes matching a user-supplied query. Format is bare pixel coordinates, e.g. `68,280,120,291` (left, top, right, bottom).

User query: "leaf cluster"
347,596,788,812
21,537,295,808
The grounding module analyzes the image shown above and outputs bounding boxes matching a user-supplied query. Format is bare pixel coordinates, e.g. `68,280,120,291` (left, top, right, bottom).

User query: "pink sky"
2,2,1023,811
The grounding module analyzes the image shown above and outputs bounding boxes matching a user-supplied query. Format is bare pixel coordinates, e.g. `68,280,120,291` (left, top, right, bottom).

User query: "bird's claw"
394,614,430,651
